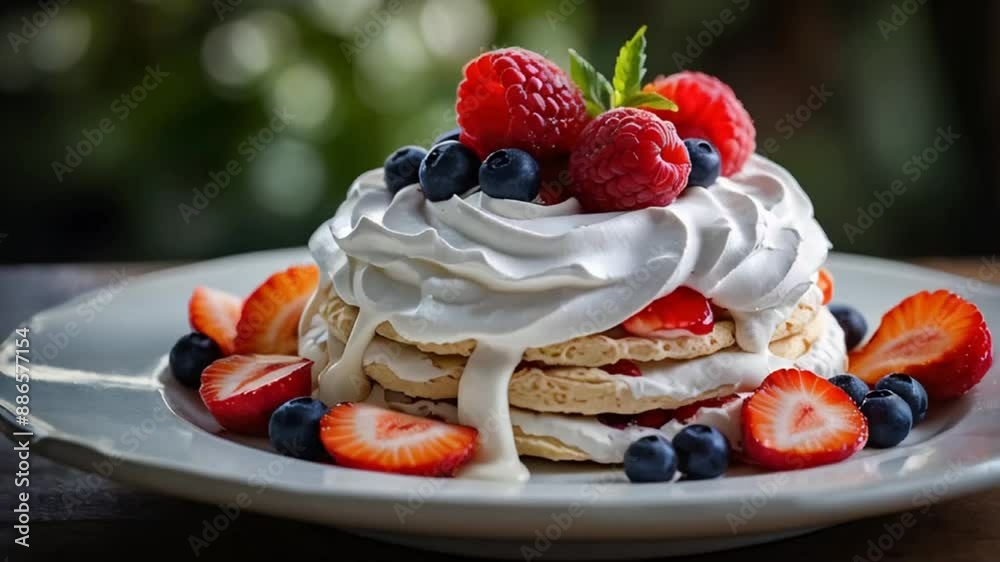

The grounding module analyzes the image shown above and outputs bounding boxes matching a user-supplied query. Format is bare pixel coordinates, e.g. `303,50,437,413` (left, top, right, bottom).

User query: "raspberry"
537,157,574,205
568,108,691,212
643,71,755,177
457,48,588,160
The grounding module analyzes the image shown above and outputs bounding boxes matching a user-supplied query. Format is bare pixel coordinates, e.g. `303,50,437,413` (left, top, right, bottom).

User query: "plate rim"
2,249,999,540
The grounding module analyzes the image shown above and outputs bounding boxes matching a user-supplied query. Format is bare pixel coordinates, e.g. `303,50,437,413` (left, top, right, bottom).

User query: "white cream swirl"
309,153,831,481
311,154,829,353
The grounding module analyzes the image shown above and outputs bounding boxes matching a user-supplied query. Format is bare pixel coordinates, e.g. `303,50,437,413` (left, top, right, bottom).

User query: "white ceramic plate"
2,251,998,559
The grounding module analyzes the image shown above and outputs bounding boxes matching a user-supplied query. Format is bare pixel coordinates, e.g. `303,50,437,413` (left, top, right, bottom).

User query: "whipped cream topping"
313,154,829,354
308,154,832,480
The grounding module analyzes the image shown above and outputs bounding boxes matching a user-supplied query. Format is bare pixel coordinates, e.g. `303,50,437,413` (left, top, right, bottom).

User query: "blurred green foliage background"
1,0,997,263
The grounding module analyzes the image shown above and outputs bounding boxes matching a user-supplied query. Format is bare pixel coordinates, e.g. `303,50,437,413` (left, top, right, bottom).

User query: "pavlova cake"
169,28,993,483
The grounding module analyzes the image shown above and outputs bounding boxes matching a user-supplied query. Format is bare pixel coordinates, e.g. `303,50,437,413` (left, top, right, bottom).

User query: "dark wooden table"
1,260,998,561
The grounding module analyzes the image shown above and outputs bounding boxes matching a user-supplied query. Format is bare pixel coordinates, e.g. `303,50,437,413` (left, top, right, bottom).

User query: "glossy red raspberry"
568,108,691,212
457,48,588,160
643,71,755,177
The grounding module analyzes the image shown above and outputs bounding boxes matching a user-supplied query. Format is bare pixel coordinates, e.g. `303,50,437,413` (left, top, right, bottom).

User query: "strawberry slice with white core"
189,287,242,355
849,290,993,400
742,369,868,471
233,264,319,355
623,286,715,337
320,403,478,477
200,354,313,435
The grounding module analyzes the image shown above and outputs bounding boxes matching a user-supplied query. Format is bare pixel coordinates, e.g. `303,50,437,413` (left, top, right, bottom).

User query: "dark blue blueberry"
433,127,462,145
672,424,730,480
829,373,870,407
384,145,427,194
683,138,721,187
829,304,868,350
624,434,677,483
875,373,928,425
419,141,480,202
268,397,331,461
479,148,541,202
861,389,912,448
169,332,222,389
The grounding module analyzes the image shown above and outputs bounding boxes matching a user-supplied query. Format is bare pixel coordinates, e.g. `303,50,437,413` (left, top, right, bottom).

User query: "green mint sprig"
569,25,677,117
568,49,612,117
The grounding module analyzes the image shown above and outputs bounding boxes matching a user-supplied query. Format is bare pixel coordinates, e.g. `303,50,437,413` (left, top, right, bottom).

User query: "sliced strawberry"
818,268,834,305
233,264,320,355
199,354,313,435
848,290,993,400
623,287,715,337
605,359,642,377
596,413,635,430
596,409,674,429
742,368,868,470
320,403,478,477
673,393,741,423
189,287,242,355
634,408,674,429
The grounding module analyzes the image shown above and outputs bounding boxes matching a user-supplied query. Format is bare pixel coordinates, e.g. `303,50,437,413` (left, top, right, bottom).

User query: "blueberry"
384,146,427,194
683,138,721,187
419,141,480,202
672,424,730,480
861,389,912,448
433,127,462,145
829,373,870,407
268,397,330,461
624,434,677,483
479,149,541,202
875,373,928,425
169,332,222,389
829,304,868,350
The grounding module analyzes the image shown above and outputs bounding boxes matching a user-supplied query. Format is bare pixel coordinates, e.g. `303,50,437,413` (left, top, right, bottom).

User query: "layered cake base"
300,280,847,464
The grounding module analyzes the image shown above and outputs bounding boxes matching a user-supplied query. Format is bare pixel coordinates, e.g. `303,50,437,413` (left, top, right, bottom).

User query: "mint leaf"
612,25,648,108
624,91,678,112
569,48,612,117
